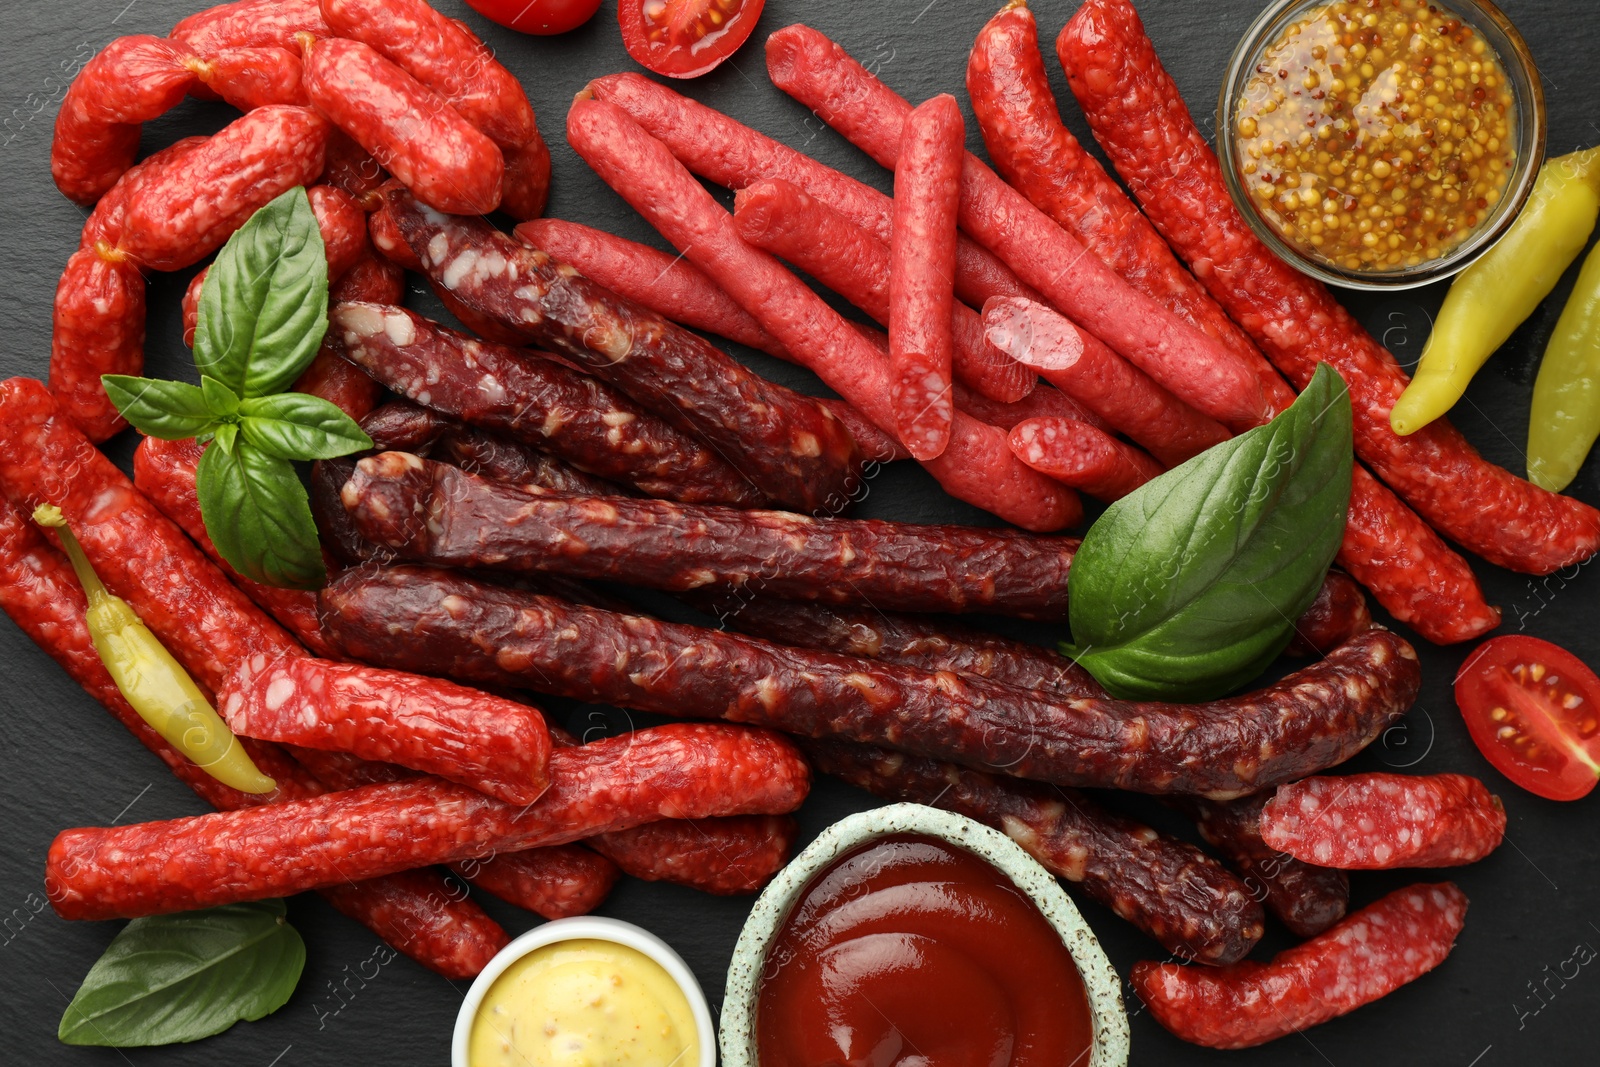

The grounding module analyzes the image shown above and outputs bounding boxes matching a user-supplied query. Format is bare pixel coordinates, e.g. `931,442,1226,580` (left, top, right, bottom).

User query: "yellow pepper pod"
1529,239,1600,491
33,505,277,795
1391,147,1600,436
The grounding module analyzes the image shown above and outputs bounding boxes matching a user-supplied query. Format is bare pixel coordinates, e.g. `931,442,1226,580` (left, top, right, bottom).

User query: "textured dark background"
1,0,1597,1063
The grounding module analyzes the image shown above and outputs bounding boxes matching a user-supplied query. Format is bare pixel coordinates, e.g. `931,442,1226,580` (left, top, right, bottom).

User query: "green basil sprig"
103,187,371,589
59,899,304,1047
1064,363,1353,702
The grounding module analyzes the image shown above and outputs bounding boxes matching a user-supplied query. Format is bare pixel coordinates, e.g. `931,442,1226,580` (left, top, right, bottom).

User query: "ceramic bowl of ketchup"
721,803,1131,1067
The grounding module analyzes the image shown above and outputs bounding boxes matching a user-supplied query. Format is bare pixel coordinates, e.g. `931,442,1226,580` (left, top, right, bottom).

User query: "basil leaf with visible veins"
196,438,326,590
1064,363,1352,701
59,899,303,1047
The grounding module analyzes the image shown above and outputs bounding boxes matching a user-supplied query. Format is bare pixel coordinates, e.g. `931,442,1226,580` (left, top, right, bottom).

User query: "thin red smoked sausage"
1057,0,1600,577
765,24,1271,429
1132,883,1468,1048
46,723,812,919
321,565,1422,800
341,453,1079,619
191,45,309,109
888,95,963,459
1010,418,1165,501
1260,774,1506,869
585,71,1040,312
588,815,799,896
733,178,1035,405
0,497,509,978
1285,570,1373,657
301,37,503,216
171,0,330,52
49,244,144,443
561,95,1079,531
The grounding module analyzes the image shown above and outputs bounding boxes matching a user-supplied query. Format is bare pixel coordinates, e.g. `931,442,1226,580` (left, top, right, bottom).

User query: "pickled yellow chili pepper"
33,504,276,794
1391,147,1600,437
1528,239,1600,491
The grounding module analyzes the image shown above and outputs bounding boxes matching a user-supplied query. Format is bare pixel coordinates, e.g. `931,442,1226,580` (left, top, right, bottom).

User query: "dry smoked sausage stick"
985,296,1230,466
733,178,1035,405
765,24,1271,430
45,723,812,919
589,816,799,897
513,219,789,359
806,739,1264,964
343,453,1079,619
321,566,1421,799
968,2,1268,376
329,301,765,507
1057,0,1600,577
888,95,963,458
0,499,510,978
301,37,503,216
585,71,1040,311
171,0,329,52
382,191,863,514
1132,883,1468,1049
294,744,622,920
51,36,196,204
321,129,388,198
219,656,554,807
561,95,1080,532
701,595,1104,699
191,45,309,110
132,436,340,659
1173,793,1350,940
1010,418,1165,501
50,244,144,443
1285,570,1373,658
0,378,302,695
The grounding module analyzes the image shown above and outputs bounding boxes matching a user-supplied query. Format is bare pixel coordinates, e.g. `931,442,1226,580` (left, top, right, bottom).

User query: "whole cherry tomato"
1455,635,1600,801
619,0,766,78
463,0,601,35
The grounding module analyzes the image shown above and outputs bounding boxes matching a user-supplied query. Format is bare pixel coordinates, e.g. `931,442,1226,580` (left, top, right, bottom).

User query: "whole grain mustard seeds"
1235,0,1517,273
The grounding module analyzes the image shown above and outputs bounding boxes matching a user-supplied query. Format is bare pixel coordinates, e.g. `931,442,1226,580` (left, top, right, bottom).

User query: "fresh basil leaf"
194,186,328,400
200,375,240,417
238,392,373,461
101,376,218,440
196,439,326,589
210,420,240,454
58,899,303,1047
1064,363,1353,702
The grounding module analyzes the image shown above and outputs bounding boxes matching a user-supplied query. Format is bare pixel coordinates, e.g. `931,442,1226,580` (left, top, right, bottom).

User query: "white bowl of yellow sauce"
453,916,714,1067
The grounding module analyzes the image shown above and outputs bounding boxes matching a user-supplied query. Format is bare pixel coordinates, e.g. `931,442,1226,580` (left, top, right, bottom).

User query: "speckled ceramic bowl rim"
451,915,715,1067
719,803,1131,1067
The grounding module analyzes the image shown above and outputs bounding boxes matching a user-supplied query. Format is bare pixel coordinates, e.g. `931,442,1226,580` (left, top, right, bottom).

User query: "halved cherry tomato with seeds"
619,0,766,78
1455,635,1600,802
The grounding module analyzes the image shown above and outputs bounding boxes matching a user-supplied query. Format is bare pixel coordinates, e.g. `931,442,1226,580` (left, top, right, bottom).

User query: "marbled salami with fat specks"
449,846,619,920
170,0,329,52
331,302,763,506
1132,883,1468,1048
46,723,811,919
589,815,798,897
1176,792,1349,939
0,496,508,978
219,656,553,806
303,38,502,216
384,189,863,513
1285,570,1373,658
341,453,1078,619
321,566,1420,798
49,247,144,443
807,739,1263,964
1261,773,1506,869
1058,0,1600,577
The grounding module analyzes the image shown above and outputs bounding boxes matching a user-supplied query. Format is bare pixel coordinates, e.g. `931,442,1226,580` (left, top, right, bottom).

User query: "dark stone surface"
0,0,1595,1063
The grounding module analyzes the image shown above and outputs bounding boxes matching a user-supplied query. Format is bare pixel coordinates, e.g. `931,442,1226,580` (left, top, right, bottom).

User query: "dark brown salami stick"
701,595,1101,698
321,566,1421,799
807,739,1263,964
342,453,1078,619
382,189,863,513
331,303,763,507
1174,793,1350,939
360,398,624,498
46,723,811,920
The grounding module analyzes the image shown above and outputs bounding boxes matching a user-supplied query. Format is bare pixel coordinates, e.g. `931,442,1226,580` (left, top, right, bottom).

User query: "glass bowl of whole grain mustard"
1218,0,1545,290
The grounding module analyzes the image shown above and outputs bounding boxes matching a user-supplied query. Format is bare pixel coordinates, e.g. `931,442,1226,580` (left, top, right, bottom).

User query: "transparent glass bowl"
1216,0,1546,290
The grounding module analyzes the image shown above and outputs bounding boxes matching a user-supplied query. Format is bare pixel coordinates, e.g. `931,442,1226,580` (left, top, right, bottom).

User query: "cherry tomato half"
1455,635,1600,801
463,0,601,36
619,0,766,79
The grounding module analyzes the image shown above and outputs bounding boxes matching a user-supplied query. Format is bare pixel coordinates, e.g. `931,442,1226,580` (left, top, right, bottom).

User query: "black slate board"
1,0,1597,1063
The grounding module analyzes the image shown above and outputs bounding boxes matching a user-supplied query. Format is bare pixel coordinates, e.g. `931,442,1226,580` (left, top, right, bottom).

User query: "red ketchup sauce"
756,834,1094,1067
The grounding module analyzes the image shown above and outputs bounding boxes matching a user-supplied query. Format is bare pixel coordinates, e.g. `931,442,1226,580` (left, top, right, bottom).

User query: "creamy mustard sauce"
469,939,699,1067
